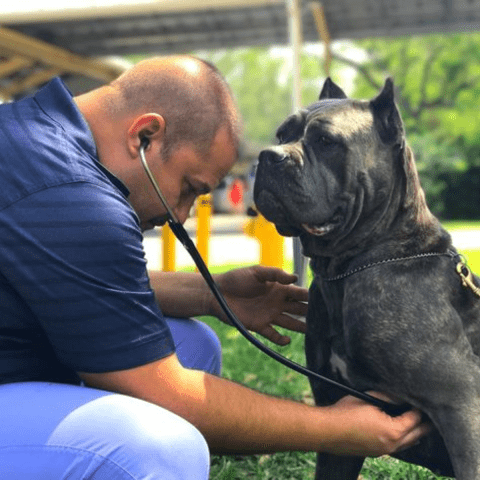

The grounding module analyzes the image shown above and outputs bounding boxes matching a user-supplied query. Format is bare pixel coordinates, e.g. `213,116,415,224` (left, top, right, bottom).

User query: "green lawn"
198,221,479,479
443,221,480,273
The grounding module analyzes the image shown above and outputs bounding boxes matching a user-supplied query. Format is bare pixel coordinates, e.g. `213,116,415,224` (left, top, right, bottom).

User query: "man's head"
75,55,241,230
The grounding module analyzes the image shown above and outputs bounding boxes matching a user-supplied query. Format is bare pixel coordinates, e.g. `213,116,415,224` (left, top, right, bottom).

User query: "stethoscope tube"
139,139,410,417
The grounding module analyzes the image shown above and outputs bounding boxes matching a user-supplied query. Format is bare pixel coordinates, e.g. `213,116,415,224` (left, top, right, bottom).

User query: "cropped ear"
319,77,347,100
370,78,404,145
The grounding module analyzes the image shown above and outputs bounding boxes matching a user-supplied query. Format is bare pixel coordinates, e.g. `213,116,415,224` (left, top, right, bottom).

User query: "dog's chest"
328,349,350,382
308,276,352,384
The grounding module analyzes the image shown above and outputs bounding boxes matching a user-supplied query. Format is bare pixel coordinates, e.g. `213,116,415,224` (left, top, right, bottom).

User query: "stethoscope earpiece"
140,136,150,150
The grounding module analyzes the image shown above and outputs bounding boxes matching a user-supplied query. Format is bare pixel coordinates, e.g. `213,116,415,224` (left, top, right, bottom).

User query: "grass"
442,220,480,231
458,248,480,273
443,221,480,274
189,221,479,479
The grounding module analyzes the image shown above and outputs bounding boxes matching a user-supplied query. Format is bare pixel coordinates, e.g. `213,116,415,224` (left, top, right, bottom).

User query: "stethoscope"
139,136,409,417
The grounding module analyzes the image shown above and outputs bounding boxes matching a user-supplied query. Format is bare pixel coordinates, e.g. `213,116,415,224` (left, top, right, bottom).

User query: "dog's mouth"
301,223,336,236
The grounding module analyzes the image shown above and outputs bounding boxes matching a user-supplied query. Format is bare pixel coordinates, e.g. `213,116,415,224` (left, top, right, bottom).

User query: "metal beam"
0,27,126,82
310,2,332,76
0,56,32,79
0,66,61,100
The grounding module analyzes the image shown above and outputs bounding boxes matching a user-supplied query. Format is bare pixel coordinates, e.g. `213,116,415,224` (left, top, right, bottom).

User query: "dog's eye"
318,135,335,146
314,134,340,150
277,130,297,145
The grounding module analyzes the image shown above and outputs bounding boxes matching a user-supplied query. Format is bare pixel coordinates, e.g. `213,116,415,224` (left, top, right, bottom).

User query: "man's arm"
148,266,308,345
79,353,429,456
148,270,211,318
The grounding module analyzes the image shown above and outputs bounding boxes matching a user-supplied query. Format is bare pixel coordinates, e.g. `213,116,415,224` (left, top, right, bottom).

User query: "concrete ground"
142,215,480,271
143,215,290,270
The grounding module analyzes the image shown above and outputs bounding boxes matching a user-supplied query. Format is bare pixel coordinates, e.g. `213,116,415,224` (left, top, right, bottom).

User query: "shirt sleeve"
0,181,176,373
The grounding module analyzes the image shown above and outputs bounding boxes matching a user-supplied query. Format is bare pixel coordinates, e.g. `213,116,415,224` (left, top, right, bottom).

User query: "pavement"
142,214,293,270
142,215,480,271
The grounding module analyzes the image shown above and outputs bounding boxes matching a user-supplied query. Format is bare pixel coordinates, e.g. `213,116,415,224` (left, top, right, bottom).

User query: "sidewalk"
142,214,293,270
142,215,480,271
143,231,294,270
450,228,480,251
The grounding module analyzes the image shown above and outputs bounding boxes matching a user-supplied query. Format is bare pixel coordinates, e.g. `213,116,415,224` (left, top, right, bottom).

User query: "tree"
131,34,480,219
198,46,331,145
336,33,480,219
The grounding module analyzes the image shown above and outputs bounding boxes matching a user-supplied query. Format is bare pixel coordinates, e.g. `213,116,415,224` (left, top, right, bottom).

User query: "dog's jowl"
254,78,480,480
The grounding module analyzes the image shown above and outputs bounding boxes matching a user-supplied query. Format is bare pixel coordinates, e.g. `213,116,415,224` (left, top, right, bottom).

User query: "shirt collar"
33,78,129,197
34,77,97,160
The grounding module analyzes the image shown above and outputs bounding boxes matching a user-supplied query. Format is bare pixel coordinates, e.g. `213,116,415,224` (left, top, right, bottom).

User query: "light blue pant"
0,317,222,480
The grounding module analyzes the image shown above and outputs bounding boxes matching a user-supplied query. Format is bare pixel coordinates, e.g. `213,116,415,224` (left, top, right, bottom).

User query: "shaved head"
109,55,241,159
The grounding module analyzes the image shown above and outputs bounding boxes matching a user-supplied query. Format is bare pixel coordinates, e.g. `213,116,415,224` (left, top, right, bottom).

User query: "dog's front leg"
306,283,364,480
388,335,480,480
425,379,480,480
315,452,364,480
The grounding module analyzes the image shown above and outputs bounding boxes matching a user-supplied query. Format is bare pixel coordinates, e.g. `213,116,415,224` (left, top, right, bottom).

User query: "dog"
253,78,480,480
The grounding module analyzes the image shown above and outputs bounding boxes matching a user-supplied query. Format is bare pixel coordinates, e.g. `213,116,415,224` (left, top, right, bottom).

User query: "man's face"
132,127,237,231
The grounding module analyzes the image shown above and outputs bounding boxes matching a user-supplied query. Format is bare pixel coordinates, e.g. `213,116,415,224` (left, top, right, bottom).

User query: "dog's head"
254,78,427,257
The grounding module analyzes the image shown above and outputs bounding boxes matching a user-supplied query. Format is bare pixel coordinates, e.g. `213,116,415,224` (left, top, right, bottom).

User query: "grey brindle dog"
253,78,480,480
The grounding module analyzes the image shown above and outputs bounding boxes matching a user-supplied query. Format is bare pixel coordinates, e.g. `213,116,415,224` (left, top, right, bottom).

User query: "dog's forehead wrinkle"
327,108,375,140
307,101,373,139
306,98,353,117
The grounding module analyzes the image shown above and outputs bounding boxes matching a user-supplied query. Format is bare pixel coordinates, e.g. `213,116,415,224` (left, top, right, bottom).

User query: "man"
0,55,429,479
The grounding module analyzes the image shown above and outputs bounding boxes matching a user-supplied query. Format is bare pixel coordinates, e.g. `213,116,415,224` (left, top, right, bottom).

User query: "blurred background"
1,0,480,220
2,4,480,478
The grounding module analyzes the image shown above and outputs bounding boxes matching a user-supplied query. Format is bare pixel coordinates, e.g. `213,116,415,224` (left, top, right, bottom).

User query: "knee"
192,320,222,373
48,393,210,480
166,317,222,375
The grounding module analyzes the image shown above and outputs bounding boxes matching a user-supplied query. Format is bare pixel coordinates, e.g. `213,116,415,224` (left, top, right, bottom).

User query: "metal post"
196,194,212,268
244,215,285,268
287,0,308,285
310,2,332,76
288,0,302,112
161,225,176,271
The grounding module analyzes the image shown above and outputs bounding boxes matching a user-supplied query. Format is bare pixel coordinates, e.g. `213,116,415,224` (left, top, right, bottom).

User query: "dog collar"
456,255,480,298
320,250,479,299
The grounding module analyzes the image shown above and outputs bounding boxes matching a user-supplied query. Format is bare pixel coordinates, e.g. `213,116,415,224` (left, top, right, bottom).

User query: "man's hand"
211,265,308,345
323,393,432,457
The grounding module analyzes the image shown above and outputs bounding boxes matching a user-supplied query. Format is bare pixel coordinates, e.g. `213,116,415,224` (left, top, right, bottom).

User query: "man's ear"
319,77,347,100
369,78,403,145
127,113,166,157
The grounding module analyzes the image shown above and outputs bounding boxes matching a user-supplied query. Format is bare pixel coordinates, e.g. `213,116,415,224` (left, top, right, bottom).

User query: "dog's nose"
258,149,287,164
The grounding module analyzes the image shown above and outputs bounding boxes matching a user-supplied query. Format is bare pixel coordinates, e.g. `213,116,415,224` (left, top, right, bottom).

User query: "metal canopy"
5,0,480,57
0,0,479,99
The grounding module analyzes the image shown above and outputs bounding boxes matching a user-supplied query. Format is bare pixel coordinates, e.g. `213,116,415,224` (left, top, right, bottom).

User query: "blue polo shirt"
0,78,175,384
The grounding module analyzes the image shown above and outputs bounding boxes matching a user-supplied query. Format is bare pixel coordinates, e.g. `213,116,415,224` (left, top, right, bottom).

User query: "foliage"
197,47,330,145
347,33,480,219
350,34,480,137
408,132,467,217
197,34,480,219
132,33,480,219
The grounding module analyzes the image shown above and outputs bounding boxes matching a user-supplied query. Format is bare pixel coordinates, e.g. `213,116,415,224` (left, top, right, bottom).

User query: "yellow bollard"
196,194,212,267
244,214,285,268
162,223,176,272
